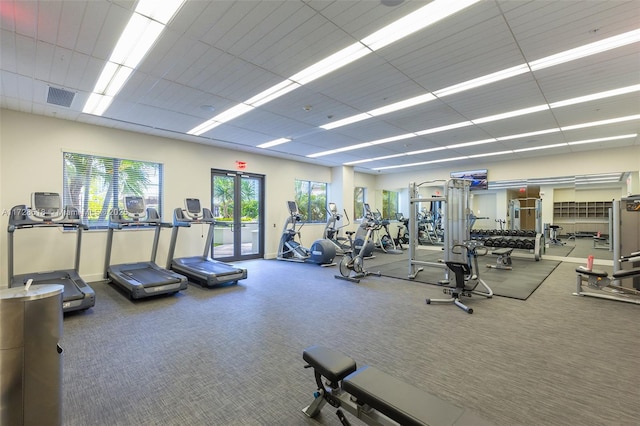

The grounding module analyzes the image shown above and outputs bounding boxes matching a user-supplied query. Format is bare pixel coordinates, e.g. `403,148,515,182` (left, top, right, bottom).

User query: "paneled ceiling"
1,0,639,174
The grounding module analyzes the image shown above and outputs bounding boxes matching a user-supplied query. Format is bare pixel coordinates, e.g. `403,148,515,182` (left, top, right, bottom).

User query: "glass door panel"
211,170,264,261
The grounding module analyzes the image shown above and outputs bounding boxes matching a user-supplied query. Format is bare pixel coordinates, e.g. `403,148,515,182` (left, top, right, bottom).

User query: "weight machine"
407,179,493,314
408,179,471,282
574,196,640,304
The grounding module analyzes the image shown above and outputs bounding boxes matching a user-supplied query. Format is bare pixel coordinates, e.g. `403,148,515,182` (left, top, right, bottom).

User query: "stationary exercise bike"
335,216,381,283
426,241,493,314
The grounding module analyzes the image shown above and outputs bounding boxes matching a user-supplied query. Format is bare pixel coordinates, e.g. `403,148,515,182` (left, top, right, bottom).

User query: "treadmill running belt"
121,267,180,286
187,260,241,276
26,276,84,301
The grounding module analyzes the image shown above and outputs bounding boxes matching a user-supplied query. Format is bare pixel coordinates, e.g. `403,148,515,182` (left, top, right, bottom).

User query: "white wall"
0,110,338,281
2,109,638,283
375,147,639,229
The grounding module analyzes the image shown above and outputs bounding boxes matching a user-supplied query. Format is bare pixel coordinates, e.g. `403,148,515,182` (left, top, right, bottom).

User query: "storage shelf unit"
553,201,613,236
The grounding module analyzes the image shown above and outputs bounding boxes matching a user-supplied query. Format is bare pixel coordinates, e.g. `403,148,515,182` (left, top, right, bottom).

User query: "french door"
211,169,264,261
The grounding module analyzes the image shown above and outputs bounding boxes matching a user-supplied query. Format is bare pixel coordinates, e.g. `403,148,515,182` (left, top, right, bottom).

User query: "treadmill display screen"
125,196,145,217
32,192,61,219
186,198,201,214
287,201,298,214
184,198,203,220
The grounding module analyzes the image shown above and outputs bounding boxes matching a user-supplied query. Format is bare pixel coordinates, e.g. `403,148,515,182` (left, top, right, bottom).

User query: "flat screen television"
450,169,488,191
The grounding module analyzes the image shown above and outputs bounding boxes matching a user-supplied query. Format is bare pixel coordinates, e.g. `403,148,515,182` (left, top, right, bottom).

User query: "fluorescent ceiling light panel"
374,156,468,170
290,42,371,86
472,105,549,124
320,29,639,132
309,133,416,158
320,113,372,130
188,103,255,135
136,0,185,24
529,29,640,71
344,146,448,166
447,138,497,149
415,121,474,136
369,93,437,116
433,64,530,98
469,151,512,158
369,133,417,146
246,80,301,107
514,143,567,153
83,93,113,116
361,0,482,51
549,84,640,108
495,128,559,141
561,114,640,131
192,0,479,133
320,84,639,162
104,66,133,97
110,14,164,69
567,134,637,146
256,138,291,149
345,153,405,165
354,126,637,171
83,0,184,116
93,62,119,94
320,93,436,130
377,132,637,171
307,141,375,158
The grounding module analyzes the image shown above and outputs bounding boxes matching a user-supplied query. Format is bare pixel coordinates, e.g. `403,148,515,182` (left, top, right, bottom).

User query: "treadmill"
166,198,247,287
7,192,96,313
104,195,188,299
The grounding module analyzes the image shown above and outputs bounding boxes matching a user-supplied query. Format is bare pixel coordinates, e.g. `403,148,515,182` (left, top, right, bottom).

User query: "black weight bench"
487,247,513,270
302,345,494,426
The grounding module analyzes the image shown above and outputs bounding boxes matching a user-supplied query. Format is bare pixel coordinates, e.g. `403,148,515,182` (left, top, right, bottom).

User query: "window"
382,190,398,220
354,187,366,219
63,152,163,229
294,179,327,223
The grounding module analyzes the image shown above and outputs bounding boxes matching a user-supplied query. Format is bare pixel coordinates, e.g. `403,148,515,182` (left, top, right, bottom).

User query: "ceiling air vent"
47,86,75,108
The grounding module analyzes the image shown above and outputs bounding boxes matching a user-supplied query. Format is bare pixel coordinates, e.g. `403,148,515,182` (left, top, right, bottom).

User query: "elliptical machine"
277,201,336,266
323,202,351,256
335,214,381,283
394,213,410,249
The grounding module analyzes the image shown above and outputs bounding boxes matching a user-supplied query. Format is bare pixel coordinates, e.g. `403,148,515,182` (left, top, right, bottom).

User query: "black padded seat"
575,266,608,278
612,268,640,279
303,346,357,384
342,366,464,426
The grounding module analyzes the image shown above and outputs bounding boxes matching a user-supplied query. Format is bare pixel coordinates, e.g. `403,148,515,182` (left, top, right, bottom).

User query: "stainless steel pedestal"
0,284,64,426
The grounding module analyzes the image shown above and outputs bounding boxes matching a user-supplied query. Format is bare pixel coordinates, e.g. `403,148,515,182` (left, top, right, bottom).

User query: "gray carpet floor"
363,248,559,300
61,239,639,426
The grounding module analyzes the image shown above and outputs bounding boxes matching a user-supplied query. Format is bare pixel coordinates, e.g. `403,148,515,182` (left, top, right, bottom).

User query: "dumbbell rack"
470,229,545,261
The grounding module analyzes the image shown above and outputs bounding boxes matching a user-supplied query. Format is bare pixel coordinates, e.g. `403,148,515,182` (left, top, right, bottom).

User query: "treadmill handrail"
173,207,215,227
8,204,88,232
109,207,170,229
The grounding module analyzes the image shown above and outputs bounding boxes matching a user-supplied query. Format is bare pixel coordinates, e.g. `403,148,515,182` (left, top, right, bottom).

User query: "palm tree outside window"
63,152,163,229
